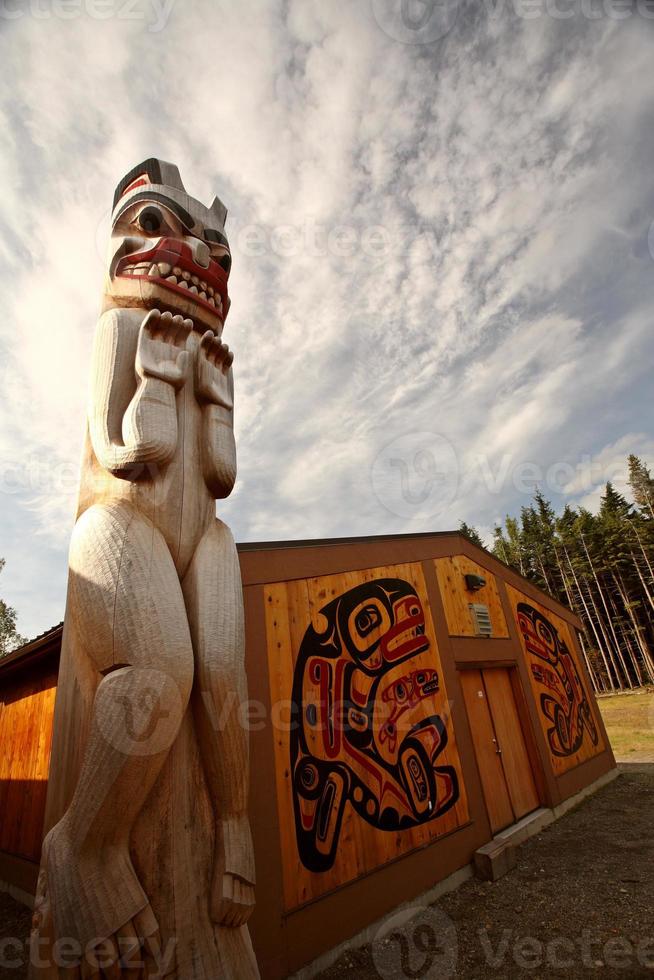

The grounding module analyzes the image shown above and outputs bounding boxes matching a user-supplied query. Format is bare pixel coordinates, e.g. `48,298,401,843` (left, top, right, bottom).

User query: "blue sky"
1,1,653,640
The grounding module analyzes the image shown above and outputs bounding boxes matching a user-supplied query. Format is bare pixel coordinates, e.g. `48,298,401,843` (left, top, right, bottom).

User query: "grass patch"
597,687,654,761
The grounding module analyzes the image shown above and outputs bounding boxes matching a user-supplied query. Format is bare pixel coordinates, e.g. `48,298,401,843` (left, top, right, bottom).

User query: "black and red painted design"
516,603,598,758
114,238,231,321
108,157,232,328
290,579,459,873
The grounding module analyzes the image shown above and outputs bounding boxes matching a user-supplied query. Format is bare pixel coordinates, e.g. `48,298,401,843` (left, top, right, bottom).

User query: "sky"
1,0,653,640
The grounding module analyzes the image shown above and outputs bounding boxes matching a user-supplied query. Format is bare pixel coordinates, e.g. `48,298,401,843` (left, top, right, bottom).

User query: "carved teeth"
134,261,221,306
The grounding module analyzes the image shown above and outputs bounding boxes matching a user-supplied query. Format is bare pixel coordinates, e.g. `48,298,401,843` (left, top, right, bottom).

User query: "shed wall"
0,533,615,978
239,533,615,977
0,653,58,896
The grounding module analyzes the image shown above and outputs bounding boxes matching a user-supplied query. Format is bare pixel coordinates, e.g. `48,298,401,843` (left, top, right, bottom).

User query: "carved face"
104,159,232,335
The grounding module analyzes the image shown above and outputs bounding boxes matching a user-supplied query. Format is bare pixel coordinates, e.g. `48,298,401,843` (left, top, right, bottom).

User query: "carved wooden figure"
30,160,258,979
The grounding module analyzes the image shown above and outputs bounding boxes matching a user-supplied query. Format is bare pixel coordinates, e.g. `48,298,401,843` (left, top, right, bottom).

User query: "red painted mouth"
382,597,429,664
115,239,230,321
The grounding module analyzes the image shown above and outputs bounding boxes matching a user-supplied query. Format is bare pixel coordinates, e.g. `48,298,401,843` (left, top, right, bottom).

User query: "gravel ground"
1,766,652,978
318,765,654,980
0,892,31,980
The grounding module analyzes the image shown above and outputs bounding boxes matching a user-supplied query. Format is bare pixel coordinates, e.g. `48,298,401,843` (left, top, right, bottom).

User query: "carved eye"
355,604,382,637
395,682,407,702
137,206,164,234
347,596,391,657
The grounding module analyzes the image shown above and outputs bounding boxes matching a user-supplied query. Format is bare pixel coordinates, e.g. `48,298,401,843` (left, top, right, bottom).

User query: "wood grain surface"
265,561,470,911
435,556,509,638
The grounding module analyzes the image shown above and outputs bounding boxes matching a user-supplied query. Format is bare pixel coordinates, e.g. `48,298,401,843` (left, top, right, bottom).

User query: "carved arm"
89,308,192,476
195,331,237,499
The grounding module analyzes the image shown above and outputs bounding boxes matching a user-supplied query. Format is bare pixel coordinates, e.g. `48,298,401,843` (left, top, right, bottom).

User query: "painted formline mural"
291,578,459,872
512,594,602,773
265,563,469,911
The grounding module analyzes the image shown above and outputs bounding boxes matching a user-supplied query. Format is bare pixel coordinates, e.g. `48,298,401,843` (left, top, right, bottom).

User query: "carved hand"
136,309,193,389
212,816,256,928
195,330,234,409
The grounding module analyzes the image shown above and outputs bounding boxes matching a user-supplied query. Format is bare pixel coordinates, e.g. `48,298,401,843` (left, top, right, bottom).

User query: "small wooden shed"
0,532,615,977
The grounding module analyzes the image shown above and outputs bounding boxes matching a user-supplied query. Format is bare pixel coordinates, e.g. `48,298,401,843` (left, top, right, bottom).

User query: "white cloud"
563,433,654,510
1,7,653,636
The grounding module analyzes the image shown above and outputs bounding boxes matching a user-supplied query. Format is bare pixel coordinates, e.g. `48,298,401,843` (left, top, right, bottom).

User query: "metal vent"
469,603,492,637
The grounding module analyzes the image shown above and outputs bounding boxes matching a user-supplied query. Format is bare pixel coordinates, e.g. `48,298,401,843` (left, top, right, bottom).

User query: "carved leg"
40,503,194,972
182,520,255,929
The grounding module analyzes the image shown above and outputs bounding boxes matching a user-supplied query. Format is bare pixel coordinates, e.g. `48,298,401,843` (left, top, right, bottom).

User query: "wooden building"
0,532,615,977
0,624,61,905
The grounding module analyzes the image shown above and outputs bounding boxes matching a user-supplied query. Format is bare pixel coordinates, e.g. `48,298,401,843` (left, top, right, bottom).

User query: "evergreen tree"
0,559,26,657
628,455,654,520
504,516,526,576
492,459,654,693
458,521,485,549
492,525,511,565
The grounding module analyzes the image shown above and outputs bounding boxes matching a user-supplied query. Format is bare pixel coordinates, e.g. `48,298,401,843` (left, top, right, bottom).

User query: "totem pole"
30,160,258,979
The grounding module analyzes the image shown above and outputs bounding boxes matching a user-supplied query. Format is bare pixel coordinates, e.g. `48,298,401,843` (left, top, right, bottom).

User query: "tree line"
461,454,654,694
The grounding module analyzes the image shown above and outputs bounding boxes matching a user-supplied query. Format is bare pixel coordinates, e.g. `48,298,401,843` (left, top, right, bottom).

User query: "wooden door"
461,667,540,834
483,669,540,821
460,670,514,833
